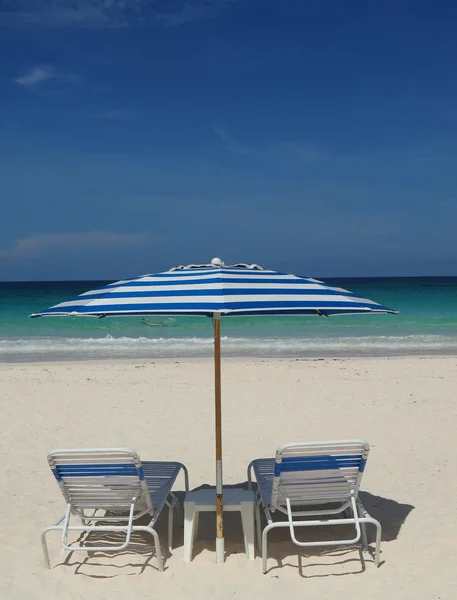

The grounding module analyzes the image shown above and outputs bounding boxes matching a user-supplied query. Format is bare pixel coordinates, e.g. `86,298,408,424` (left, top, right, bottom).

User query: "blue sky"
0,0,456,280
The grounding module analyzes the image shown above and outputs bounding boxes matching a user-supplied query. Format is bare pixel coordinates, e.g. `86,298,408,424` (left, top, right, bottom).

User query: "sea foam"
1,333,457,362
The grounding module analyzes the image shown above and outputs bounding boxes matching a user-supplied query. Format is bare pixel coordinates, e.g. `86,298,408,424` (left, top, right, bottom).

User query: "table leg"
240,501,255,560
184,502,197,562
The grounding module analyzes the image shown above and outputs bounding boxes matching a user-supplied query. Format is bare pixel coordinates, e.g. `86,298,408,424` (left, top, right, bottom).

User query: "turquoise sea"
0,277,456,362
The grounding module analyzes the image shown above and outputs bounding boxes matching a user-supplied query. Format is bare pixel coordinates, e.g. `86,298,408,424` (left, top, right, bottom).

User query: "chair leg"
356,502,368,551
41,529,52,569
261,527,269,574
40,514,66,570
175,494,184,521
144,526,164,572
357,500,382,566
373,519,382,566
361,522,368,551
168,495,178,553
255,501,262,553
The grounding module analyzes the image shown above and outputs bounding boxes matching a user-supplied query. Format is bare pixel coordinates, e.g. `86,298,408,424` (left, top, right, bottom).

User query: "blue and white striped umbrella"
31,259,397,563
31,259,396,318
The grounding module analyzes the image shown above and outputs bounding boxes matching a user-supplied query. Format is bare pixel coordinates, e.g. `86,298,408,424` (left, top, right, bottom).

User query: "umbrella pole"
213,312,224,563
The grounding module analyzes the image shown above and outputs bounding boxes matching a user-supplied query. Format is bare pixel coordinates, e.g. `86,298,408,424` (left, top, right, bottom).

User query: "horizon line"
1,274,457,284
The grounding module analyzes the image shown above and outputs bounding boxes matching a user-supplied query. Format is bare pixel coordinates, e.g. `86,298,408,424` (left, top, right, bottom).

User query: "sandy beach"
1,356,456,599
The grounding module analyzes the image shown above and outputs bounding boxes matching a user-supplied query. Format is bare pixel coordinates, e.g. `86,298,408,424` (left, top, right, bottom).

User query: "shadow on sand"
184,484,414,577
250,487,414,577
52,485,414,578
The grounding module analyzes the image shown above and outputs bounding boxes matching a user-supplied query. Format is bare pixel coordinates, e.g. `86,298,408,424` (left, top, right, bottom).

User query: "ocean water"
0,277,456,362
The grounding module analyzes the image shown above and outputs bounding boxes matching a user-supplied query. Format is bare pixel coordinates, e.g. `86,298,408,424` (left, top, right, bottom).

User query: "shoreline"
1,352,456,367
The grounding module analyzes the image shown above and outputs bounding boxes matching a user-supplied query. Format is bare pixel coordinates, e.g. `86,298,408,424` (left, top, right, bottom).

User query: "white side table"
184,488,255,562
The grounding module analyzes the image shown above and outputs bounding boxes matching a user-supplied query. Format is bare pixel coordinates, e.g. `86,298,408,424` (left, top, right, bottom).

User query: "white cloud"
212,123,324,163
14,66,55,87
14,65,79,89
0,232,158,260
157,1,242,27
1,0,245,29
211,124,256,156
99,109,135,121
1,1,131,28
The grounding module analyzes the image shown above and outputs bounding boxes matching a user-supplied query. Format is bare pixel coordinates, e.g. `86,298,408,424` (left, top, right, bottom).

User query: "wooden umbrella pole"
213,312,224,563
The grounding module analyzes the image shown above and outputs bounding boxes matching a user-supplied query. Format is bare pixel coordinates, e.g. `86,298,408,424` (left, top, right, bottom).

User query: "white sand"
0,356,456,599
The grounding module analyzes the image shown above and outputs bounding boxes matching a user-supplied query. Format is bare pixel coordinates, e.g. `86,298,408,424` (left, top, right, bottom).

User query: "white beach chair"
41,448,189,571
247,440,382,573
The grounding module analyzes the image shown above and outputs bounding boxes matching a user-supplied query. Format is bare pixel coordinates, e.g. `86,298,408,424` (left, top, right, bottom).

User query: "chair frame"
41,448,189,571
247,440,382,573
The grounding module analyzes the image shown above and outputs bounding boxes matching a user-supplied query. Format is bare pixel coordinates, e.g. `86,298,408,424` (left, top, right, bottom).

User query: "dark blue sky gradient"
0,0,456,280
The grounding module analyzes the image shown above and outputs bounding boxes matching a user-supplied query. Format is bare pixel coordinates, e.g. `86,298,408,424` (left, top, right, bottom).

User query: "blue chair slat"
53,463,144,481
274,454,365,476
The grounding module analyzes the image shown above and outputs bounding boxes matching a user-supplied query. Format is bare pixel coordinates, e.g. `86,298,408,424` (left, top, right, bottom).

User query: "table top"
184,487,255,507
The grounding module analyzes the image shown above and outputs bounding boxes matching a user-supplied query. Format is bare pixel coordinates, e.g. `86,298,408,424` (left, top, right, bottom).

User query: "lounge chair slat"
42,448,189,571
248,439,382,573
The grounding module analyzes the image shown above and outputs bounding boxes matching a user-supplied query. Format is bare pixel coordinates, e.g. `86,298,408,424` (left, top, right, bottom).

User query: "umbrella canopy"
31,259,396,318
31,258,397,563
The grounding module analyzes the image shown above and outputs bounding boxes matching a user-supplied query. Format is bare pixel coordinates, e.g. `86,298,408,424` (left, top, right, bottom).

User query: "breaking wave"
1,333,457,362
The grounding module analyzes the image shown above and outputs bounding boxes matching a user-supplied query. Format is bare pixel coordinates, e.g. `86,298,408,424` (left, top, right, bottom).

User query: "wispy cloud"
0,232,158,260
87,109,136,121
156,0,244,27
443,111,457,122
14,65,55,87
212,124,260,157
212,125,457,170
1,1,133,29
1,1,245,29
361,223,400,238
14,65,79,89
212,124,324,163
436,197,457,212
98,109,135,121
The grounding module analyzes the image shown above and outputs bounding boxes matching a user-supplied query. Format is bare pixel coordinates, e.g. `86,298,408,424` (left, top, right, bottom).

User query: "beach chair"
247,440,382,573
41,448,189,571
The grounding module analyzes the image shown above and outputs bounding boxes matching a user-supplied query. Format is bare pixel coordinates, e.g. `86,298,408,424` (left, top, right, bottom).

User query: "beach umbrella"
31,258,397,563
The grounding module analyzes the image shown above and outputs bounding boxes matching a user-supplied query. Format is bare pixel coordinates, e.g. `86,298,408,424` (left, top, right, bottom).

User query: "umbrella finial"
211,257,224,267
